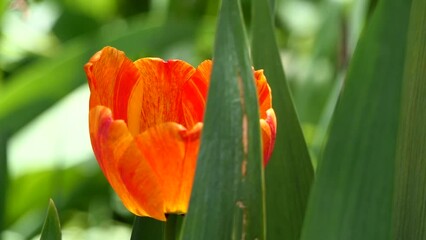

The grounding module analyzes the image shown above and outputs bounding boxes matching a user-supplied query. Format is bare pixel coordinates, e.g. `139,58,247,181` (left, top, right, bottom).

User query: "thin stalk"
131,216,165,240
164,214,183,240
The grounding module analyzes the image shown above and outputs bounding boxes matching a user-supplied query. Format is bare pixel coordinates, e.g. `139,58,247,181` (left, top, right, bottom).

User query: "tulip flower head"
85,46,276,221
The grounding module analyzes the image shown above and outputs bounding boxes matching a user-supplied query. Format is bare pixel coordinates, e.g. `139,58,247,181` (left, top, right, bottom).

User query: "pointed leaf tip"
40,199,61,240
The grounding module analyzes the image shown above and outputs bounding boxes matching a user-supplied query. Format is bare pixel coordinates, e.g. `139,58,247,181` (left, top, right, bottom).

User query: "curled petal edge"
260,108,277,166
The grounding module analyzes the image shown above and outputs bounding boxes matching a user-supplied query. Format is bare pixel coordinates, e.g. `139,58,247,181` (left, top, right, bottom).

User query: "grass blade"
40,199,61,240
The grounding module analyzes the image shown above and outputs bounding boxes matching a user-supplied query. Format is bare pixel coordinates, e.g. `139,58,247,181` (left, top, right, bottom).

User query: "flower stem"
131,216,164,240
164,214,183,240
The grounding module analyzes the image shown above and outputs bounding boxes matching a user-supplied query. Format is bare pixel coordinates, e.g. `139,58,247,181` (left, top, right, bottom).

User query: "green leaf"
301,0,412,239
251,0,314,239
180,0,265,239
40,199,61,240
392,0,426,238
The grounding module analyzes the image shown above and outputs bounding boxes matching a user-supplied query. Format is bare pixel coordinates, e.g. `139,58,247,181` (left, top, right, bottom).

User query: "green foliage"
1,0,425,239
392,0,426,238
180,0,264,239
40,199,61,240
251,0,313,239
301,0,412,239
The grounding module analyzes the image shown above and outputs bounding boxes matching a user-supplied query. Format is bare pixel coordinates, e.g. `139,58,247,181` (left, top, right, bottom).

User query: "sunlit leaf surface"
301,0,412,239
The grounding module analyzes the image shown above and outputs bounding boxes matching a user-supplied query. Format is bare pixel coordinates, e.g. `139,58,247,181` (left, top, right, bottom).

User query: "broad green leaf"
251,0,314,239
181,0,264,239
40,199,61,240
301,0,412,239
392,0,426,238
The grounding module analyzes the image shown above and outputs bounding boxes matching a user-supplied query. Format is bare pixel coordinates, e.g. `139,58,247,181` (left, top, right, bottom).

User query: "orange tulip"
85,46,276,221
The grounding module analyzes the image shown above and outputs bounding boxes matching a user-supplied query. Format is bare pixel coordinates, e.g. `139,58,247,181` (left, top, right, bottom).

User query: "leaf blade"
301,0,412,239
251,0,314,239
40,199,61,240
392,0,426,238
181,0,265,239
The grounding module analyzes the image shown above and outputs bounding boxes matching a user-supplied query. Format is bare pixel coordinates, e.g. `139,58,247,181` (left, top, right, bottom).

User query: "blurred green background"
0,0,369,239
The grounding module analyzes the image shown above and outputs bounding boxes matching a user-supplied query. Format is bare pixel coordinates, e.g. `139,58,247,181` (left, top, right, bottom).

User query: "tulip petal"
182,59,276,164
188,60,272,120
181,60,212,127
85,47,140,123
126,59,196,136
260,108,277,166
89,106,166,220
86,47,277,222
254,70,272,120
190,60,212,99
134,122,202,214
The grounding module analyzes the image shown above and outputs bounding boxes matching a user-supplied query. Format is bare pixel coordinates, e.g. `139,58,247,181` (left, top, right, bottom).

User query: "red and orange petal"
85,47,140,123
128,58,196,135
260,109,277,166
84,47,205,135
90,106,201,220
85,46,276,221
254,69,272,120
89,106,165,220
